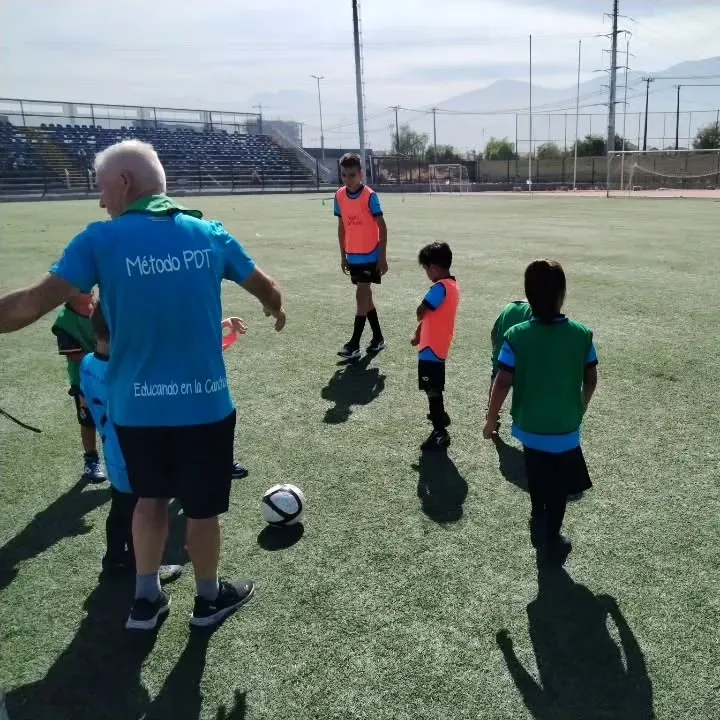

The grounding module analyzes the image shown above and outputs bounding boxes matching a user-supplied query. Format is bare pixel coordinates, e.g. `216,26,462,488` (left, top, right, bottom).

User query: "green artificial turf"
1,193,718,719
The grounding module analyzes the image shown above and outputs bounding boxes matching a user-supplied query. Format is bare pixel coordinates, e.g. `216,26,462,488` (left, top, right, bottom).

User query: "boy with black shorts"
483,260,598,562
334,153,388,361
412,242,460,451
80,301,183,583
51,293,106,483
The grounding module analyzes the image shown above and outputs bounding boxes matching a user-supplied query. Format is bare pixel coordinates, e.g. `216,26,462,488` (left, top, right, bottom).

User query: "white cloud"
1,0,717,148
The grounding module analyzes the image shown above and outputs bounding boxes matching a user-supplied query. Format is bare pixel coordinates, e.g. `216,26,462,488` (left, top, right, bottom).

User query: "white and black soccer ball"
261,484,305,526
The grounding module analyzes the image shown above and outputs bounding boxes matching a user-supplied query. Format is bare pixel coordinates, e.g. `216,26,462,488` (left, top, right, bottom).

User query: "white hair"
94,139,166,195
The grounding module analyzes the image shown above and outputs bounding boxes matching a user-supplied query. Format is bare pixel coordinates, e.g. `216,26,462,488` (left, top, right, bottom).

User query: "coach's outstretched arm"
240,268,286,331
0,274,79,333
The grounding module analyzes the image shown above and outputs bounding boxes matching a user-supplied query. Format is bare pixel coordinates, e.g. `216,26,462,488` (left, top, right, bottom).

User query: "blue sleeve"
369,193,383,216
49,226,99,293
333,197,341,217
212,222,257,284
423,283,446,310
586,343,598,366
497,341,516,370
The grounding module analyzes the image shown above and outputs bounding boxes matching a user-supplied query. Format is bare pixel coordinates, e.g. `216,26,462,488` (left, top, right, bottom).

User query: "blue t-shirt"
50,212,256,427
334,186,383,264
79,352,130,493
418,283,447,362
498,336,598,453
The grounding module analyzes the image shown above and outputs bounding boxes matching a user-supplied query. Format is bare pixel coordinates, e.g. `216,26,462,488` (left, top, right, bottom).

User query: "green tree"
392,124,428,156
573,134,606,157
484,137,516,160
425,144,462,162
536,142,562,159
693,122,720,150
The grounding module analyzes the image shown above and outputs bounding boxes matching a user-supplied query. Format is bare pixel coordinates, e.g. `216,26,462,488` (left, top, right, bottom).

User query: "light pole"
311,75,325,163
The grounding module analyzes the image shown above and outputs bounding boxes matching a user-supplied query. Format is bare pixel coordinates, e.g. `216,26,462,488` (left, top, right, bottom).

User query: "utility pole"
310,75,325,162
388,105,400,154
641,77,655,150
675,85,681,150
606,0,620,161
351,0,367,173
432,108,438,161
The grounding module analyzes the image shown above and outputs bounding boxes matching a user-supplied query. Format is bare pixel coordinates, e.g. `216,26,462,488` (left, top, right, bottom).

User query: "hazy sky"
1,0,718,144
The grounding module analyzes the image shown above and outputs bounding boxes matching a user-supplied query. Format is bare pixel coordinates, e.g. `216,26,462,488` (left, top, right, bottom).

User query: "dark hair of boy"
339,153,362,170
524,259,566,322
90,300,110,342
418,242,452,271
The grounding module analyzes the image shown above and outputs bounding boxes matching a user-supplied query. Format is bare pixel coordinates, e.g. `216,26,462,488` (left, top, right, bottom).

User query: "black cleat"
337,343,361,361
426,412,451,428
366,337,386,354
232,461,249,480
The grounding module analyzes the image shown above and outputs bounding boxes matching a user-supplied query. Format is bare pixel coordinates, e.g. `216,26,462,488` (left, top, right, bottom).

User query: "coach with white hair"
0,139,286,630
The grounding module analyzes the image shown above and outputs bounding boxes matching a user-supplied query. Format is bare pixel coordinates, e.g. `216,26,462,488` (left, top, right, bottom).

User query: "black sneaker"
101,552,134,576
337,343,361,360
366,337,386,354
232,461,249,480
190,578,255,628
125,591,171,631
82,454,106,484
426,412,452,428
421,429,451,452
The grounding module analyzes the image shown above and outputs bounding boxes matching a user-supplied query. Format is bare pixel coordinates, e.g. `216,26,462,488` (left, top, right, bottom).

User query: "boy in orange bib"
334,153,388,360
412,242,460,451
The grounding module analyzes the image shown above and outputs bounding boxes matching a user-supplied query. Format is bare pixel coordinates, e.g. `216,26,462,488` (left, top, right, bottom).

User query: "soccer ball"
261,484,305,526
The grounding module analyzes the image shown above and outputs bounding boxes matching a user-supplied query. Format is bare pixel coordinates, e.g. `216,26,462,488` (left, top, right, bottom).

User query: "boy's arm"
337,218,348,273
375,216,388,275
484,369,513,438
411,322,422,346
583,365,597,411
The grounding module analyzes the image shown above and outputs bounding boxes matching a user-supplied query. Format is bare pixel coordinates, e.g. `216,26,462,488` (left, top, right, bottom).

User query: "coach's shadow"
321,354,386,424
6,574,155,720
413,452,468,523
496,565,655,720
491,434,528,493
0,478,110,593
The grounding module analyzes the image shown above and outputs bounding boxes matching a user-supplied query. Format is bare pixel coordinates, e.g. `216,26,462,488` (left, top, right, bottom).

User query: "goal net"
607,149,720,198
429,164,471,193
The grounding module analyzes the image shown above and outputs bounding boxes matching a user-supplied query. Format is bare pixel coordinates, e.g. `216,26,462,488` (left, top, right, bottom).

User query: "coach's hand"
267,306,286,331
341,258,350,275
482,419,497,440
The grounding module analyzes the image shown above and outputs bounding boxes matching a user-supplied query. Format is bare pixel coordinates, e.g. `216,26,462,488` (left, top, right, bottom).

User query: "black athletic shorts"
69,385,95,428
349,262,381,285
524,445,593,497
115,410,236,520
418,359,446,393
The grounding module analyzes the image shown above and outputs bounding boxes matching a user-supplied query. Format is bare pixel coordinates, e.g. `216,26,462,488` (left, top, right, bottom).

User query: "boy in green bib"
51,293,106,483
483,260,598,562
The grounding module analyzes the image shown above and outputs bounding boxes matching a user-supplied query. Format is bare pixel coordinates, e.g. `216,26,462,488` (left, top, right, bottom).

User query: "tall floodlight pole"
675,85,681,149
528,34,533,191
641,77,655,150
619,37,630,188
388,105,400,153
606,0,619,194
351,1,366,172
310,75,325,163
573,39,582,190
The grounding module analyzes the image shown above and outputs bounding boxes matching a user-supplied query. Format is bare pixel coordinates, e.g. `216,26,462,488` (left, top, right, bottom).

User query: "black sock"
84,450,99,461
545,491,567,539
350,315,366,346
427,394,446,432
366,308,383,340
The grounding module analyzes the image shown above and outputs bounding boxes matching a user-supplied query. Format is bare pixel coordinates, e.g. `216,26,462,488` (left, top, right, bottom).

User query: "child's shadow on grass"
413,452,468,523
0,478,110,593
491,434,528,492
321,354,386,424
496,565,655,720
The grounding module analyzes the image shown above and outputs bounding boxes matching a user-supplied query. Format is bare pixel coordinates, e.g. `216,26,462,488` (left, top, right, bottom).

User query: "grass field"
1,193,719,720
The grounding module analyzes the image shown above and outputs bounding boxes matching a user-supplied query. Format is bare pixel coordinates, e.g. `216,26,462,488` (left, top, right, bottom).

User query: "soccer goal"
429,164,471,193
607,149,720,198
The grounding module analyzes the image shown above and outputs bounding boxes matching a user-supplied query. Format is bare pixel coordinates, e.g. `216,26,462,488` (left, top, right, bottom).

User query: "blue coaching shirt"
79,353,131,493
418,282,447,362
334,186,383,264
50,212,256,427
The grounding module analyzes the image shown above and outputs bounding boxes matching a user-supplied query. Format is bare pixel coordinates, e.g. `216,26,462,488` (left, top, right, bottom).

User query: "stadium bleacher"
0,119,316,194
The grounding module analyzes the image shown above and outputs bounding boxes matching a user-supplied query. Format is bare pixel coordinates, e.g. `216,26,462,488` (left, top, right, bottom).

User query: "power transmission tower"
388,105,400,154
641,77,655,150
606,0,619,164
